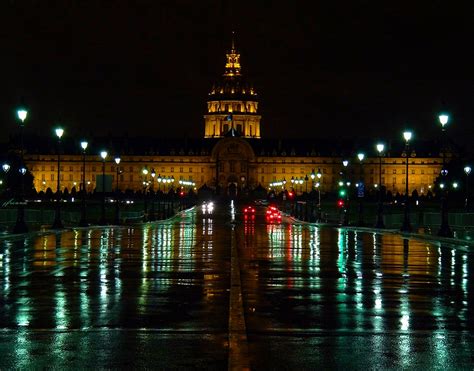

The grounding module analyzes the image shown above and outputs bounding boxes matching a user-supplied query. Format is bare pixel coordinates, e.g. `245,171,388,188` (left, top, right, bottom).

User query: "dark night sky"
1,0,473,150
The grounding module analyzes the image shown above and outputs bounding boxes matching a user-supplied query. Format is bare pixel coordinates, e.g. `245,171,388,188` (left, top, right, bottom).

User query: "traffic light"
338,189,346,197
337,199,345,208
288,191,294,199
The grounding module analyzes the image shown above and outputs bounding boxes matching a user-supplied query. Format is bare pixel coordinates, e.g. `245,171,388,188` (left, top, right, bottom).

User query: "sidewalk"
283,213,474,247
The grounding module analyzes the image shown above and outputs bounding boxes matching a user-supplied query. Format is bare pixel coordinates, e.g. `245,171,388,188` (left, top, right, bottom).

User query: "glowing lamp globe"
403,131,412,142
439,114,449,127
55,128,64,139
2,163,10,173
17,109,28,123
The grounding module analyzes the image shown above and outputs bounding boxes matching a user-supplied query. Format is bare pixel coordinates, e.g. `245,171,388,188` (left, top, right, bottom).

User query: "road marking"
228,225,250,371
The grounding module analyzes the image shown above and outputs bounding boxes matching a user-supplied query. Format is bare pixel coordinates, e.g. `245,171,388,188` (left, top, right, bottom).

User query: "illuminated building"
24,39,443,197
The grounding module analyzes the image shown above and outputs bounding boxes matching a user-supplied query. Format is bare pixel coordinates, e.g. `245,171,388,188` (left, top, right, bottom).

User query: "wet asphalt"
0,201,473,369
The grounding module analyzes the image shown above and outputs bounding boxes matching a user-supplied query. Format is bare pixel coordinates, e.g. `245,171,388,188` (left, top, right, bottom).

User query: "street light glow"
342,160,349,167
2,163,10,173
357,153,365,161
17,109,28,123
142,168,148,175
317,168,322,179
403,131,412,142
100,151,108,160
465,166,472,175
55,127,64,139
81,141,88,150
115,156,121,165
376,143,385,153
439,114,449,127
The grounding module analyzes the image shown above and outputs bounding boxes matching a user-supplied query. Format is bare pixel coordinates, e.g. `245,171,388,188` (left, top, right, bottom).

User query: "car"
202,201,214,214
266,205,282,222
243,205,256,214
254,199,269,206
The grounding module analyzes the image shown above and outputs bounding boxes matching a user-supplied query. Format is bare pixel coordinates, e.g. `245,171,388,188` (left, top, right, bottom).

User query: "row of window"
262,168,434,175
35,166,207,173
208,102,257,113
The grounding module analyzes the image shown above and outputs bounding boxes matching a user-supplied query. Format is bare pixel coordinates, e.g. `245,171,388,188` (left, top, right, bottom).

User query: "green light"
339,189,346,197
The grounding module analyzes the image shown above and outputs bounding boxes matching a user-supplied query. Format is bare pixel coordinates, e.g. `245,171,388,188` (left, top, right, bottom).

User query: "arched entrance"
210,137,256,196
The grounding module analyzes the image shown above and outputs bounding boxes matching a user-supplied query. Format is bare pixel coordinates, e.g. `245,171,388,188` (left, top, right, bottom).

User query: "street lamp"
79,141,88,226
401,130,412,232
2,164,10,196
375,143,385,228
341,160,349,225
13,107,29,233
52,127,64,229
2,163,10,173
114,156,121,224
157,174,162,191
142,167,149,222
438,114,453,237
149,168,156,221
100,150,108,225
357,152,365,226
464,165,471,212
304,174,309,193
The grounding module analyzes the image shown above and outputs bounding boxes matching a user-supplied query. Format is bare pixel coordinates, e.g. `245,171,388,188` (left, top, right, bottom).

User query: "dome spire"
224,31,241,77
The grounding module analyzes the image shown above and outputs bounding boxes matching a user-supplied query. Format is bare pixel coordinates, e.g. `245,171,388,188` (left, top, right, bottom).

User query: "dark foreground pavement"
0,202,473,369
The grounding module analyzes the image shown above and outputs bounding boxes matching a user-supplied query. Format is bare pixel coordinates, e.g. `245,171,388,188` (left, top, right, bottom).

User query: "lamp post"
464,166,471,212
13,108,29,233
342,160,349,226
316,168,322,220
149,168,156,221
357,153,365,226
2,164,10,196
157,174,162,192
157,174,163,218
79,141,88,226
142,167,149,222
375,143,385,228
100,150,108,225
304,174,309,193
114,156,121,225
52,127,64,229
438,114,453,237
401,131,412,232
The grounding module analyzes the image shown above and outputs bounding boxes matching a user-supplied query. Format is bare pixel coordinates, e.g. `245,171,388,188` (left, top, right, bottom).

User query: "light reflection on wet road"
1,203,473,369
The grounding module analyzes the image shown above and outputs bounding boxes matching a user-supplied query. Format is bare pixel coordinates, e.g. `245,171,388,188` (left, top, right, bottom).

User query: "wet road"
0,202,473,369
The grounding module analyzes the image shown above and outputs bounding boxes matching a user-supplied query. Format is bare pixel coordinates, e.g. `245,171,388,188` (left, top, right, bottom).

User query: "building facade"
25,41,443,197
